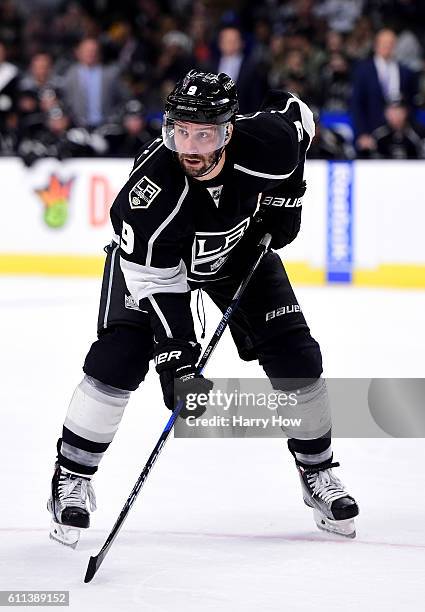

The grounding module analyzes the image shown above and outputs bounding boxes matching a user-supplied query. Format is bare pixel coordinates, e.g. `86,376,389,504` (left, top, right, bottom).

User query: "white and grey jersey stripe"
148,295,173,338
103,242,119,329
146,176,189,266
119,178,190,338
129,138,163,178
234,163,297,180
120,258,189,340
120,258,189,301
236,95,315,147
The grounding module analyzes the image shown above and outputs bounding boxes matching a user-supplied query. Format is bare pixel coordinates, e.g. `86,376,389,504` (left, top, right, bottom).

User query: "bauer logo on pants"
129,176,162,209
265,304,301,321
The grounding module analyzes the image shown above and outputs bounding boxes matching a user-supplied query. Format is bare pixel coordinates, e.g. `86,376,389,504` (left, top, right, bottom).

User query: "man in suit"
210,26,268,114
62,37,129,129
351,28,417,156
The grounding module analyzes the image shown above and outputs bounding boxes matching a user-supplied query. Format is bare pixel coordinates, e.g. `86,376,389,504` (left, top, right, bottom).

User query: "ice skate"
296,462,359,538
47,464,96,549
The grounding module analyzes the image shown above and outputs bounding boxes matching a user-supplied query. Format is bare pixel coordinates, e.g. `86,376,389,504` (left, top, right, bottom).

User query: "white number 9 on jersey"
121,220,134,254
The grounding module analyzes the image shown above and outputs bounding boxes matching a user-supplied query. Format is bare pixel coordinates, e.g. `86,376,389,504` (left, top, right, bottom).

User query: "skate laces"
307,468,347,504
58,471,97,512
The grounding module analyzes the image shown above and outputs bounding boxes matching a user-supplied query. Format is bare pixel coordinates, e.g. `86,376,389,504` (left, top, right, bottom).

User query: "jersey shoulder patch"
129,175,162,210
123,140,186,221
126,138,182,210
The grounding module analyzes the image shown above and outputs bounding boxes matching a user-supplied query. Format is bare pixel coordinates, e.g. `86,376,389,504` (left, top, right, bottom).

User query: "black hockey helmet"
163,70,238,176
164,70,239,125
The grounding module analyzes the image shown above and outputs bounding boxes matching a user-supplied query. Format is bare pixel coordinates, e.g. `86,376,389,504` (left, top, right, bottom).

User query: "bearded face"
163,120,232,177
177,151,218,177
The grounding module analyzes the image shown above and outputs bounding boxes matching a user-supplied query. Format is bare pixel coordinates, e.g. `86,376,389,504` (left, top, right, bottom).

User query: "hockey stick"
84,233,272,583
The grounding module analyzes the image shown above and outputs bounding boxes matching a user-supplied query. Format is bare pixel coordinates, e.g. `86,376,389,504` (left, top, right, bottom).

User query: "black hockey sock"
288,429,333,469
57,435,105,477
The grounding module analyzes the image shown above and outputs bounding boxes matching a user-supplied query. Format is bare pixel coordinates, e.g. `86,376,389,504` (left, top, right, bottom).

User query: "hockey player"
48,70,359,547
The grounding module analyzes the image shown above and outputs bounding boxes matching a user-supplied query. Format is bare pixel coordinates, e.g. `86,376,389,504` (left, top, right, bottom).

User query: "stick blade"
84,555,101,583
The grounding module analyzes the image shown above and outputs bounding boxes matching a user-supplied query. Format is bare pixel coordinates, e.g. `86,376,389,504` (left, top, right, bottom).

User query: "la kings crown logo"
191,218,250,276
129,176,162,209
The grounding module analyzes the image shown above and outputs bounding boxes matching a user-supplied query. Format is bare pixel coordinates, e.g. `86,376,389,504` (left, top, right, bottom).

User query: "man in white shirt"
352,28,418,156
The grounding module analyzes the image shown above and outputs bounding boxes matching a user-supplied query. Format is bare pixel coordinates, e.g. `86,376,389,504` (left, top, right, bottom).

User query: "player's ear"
224,122,233,144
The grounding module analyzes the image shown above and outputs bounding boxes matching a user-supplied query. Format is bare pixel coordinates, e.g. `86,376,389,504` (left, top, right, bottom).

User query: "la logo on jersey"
129,176,162,209
191,218,250,276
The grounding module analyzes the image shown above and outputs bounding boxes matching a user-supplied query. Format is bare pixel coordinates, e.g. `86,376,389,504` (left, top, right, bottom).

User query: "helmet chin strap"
196,146,225,177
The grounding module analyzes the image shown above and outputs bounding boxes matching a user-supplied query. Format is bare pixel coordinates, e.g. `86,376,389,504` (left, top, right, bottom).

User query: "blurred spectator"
20,13,54,64
62,37,129,129
315,0,364,34
0,108,18,155
0,0,23,62
16,88,44,137
189,14,212,67
19,52,62,97
104,20,151,80
268,33,287,89
210,26,267,113
154,30,195,85
215,26,244,83
0,0,424,162
308,119,355,159
102,99,153,157
395,27,423,73
249,18,272,66
38,87,61,113
277,0,324,40
351,28,418,155
320,52,352,112
18,104,108,165
269,39,320,107
344,16,374,61
0,40,19,129
51,2,99,65
324,30,345,56
372,100,425,159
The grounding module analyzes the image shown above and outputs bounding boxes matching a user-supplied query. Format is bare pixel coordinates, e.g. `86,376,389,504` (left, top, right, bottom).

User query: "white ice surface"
0,277,424,611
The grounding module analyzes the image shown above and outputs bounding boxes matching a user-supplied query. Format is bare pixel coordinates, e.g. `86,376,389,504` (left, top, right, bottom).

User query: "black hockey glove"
255,180,306,249
154,339,213,418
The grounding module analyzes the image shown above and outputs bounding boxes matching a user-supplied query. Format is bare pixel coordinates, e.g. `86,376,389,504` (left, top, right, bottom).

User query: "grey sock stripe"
85,375,131,398
80,376,130,406
61,442,105,467
295,447,333,465
64,417,117,444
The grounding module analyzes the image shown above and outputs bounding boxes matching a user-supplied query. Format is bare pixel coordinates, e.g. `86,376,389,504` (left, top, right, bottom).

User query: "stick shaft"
84,233,271,582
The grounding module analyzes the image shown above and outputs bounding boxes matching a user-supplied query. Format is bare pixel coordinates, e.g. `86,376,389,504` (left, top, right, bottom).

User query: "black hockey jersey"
109,91,315,346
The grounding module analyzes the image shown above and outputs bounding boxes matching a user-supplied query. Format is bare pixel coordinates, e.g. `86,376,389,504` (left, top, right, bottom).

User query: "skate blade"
313,509,356,539
49,521,81,549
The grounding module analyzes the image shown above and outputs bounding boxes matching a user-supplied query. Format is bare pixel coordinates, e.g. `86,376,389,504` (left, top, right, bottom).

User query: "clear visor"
162,119,231,154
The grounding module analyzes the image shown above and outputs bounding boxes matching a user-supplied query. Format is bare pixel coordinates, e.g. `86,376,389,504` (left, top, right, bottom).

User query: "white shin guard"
61,376,131,469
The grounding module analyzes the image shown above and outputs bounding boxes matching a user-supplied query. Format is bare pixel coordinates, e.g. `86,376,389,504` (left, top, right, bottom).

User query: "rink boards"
0,157,423,288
